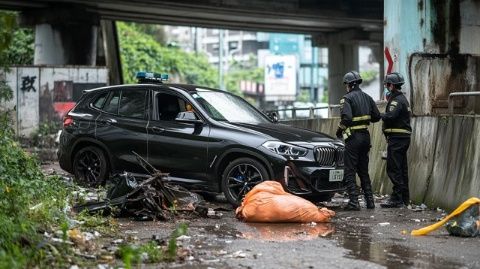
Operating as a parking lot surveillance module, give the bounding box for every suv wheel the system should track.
[73,146,108,187]
[221,157,269,206]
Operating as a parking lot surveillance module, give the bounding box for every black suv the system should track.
[58,80,345,205]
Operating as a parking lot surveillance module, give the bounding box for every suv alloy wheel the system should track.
[221,157,269,206]
[73,146,109,187]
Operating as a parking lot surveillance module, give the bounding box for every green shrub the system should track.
[0,118,69,268]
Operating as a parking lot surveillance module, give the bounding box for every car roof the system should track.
[83,83,226,95]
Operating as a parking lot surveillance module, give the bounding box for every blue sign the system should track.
[269,33,302,55]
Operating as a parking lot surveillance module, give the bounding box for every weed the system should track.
[76,210,118,235]
[117,223,189,267]
[166,223,188,261]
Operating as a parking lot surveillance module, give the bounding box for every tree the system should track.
[0,11,35,104]
[0,11,34,67]
[224,55,263,96]
[117,22,218,88]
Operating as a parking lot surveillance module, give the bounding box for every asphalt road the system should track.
[118,195,479,269]
[42,163,478,269]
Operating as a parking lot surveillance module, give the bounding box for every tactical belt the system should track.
[384,128,411,134]
[342,124,368,140]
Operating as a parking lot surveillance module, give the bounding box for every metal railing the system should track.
[448,91,480,114]
[267,101,387,120]
[267,105,342,120]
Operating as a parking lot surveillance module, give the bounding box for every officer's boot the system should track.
[380,193,404,208]
[363,186,375,209]
[402,191,410,206]
[365,194,375,209]
[344,195,361,211]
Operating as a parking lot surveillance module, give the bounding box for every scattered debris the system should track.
[232,250,247,258]
[74,153,211,221]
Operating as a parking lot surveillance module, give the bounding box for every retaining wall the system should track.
[285,115,480,211]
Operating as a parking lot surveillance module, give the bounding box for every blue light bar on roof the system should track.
[135,71,168,83]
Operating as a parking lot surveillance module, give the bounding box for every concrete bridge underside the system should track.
[0,0,384,102]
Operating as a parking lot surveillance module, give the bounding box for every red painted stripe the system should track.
[384,47,393,74]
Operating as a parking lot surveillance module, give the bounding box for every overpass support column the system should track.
[20,7,99,66]
[371,44,384,99]
[328,41,359,105]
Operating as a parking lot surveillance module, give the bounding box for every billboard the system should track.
[264,55,297,101]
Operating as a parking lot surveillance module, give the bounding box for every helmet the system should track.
[343,71,363,85]
[384,72,405,86]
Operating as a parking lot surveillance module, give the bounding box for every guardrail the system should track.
[268,101,387,120]
[266,105,342,120]
[448,91,480,114]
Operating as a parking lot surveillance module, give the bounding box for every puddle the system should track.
[333,224,465,269]
[238,221,464,268]
[240,223,335,242]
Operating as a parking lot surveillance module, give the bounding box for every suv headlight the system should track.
[262,141,308,157]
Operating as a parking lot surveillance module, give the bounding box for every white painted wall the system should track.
[1,66,108,136]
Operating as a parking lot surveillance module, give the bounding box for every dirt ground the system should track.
[42,162,480,269]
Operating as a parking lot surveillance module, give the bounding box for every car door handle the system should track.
[99,118,117,125]
[150,126,165,133]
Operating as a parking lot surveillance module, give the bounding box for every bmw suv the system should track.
[58,74,345,205]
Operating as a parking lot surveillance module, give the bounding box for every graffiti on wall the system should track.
[21,76,37,92]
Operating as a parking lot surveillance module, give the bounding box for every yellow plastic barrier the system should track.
[411,197,480,236]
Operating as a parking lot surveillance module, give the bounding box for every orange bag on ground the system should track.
[235,181,335,223]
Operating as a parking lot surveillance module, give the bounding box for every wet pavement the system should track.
[41,163,479,268]
[116,196,479,269]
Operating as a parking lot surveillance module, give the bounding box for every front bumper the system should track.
[282,161,345,196]
[258,144,345,197]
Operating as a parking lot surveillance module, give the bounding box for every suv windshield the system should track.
[192,89,270,123]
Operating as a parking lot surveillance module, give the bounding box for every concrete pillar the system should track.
[328,42,359,105]
[101,20,123,85]
[371,44,384,99]
[21,6,99,66]
[34,24,98,66]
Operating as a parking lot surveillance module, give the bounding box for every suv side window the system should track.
[156,92,189,121]
[119,90,146,119]
[103,91,120,114]
[93,92,108,109]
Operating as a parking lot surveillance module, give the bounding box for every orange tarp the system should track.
[235,181,335,223]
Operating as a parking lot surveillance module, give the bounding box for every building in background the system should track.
[164,26,380,106]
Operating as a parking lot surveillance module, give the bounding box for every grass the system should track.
[118,223,189,268]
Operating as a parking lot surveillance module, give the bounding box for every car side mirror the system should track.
[267,112,279,123]
[175,111,202,124]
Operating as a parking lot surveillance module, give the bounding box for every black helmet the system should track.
[343,71,362,85]
[384,72,405,86]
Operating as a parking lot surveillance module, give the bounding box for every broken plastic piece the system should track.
[411,197,480,236]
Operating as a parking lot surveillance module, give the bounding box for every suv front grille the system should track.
[315,146,344,166]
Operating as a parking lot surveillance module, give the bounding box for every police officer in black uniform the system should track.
[380,72,412,208]
[336,71,381,210]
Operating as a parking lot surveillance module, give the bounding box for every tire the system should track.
[309,193,335,203]
[73,146,109,187]
[221,157,269,207]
